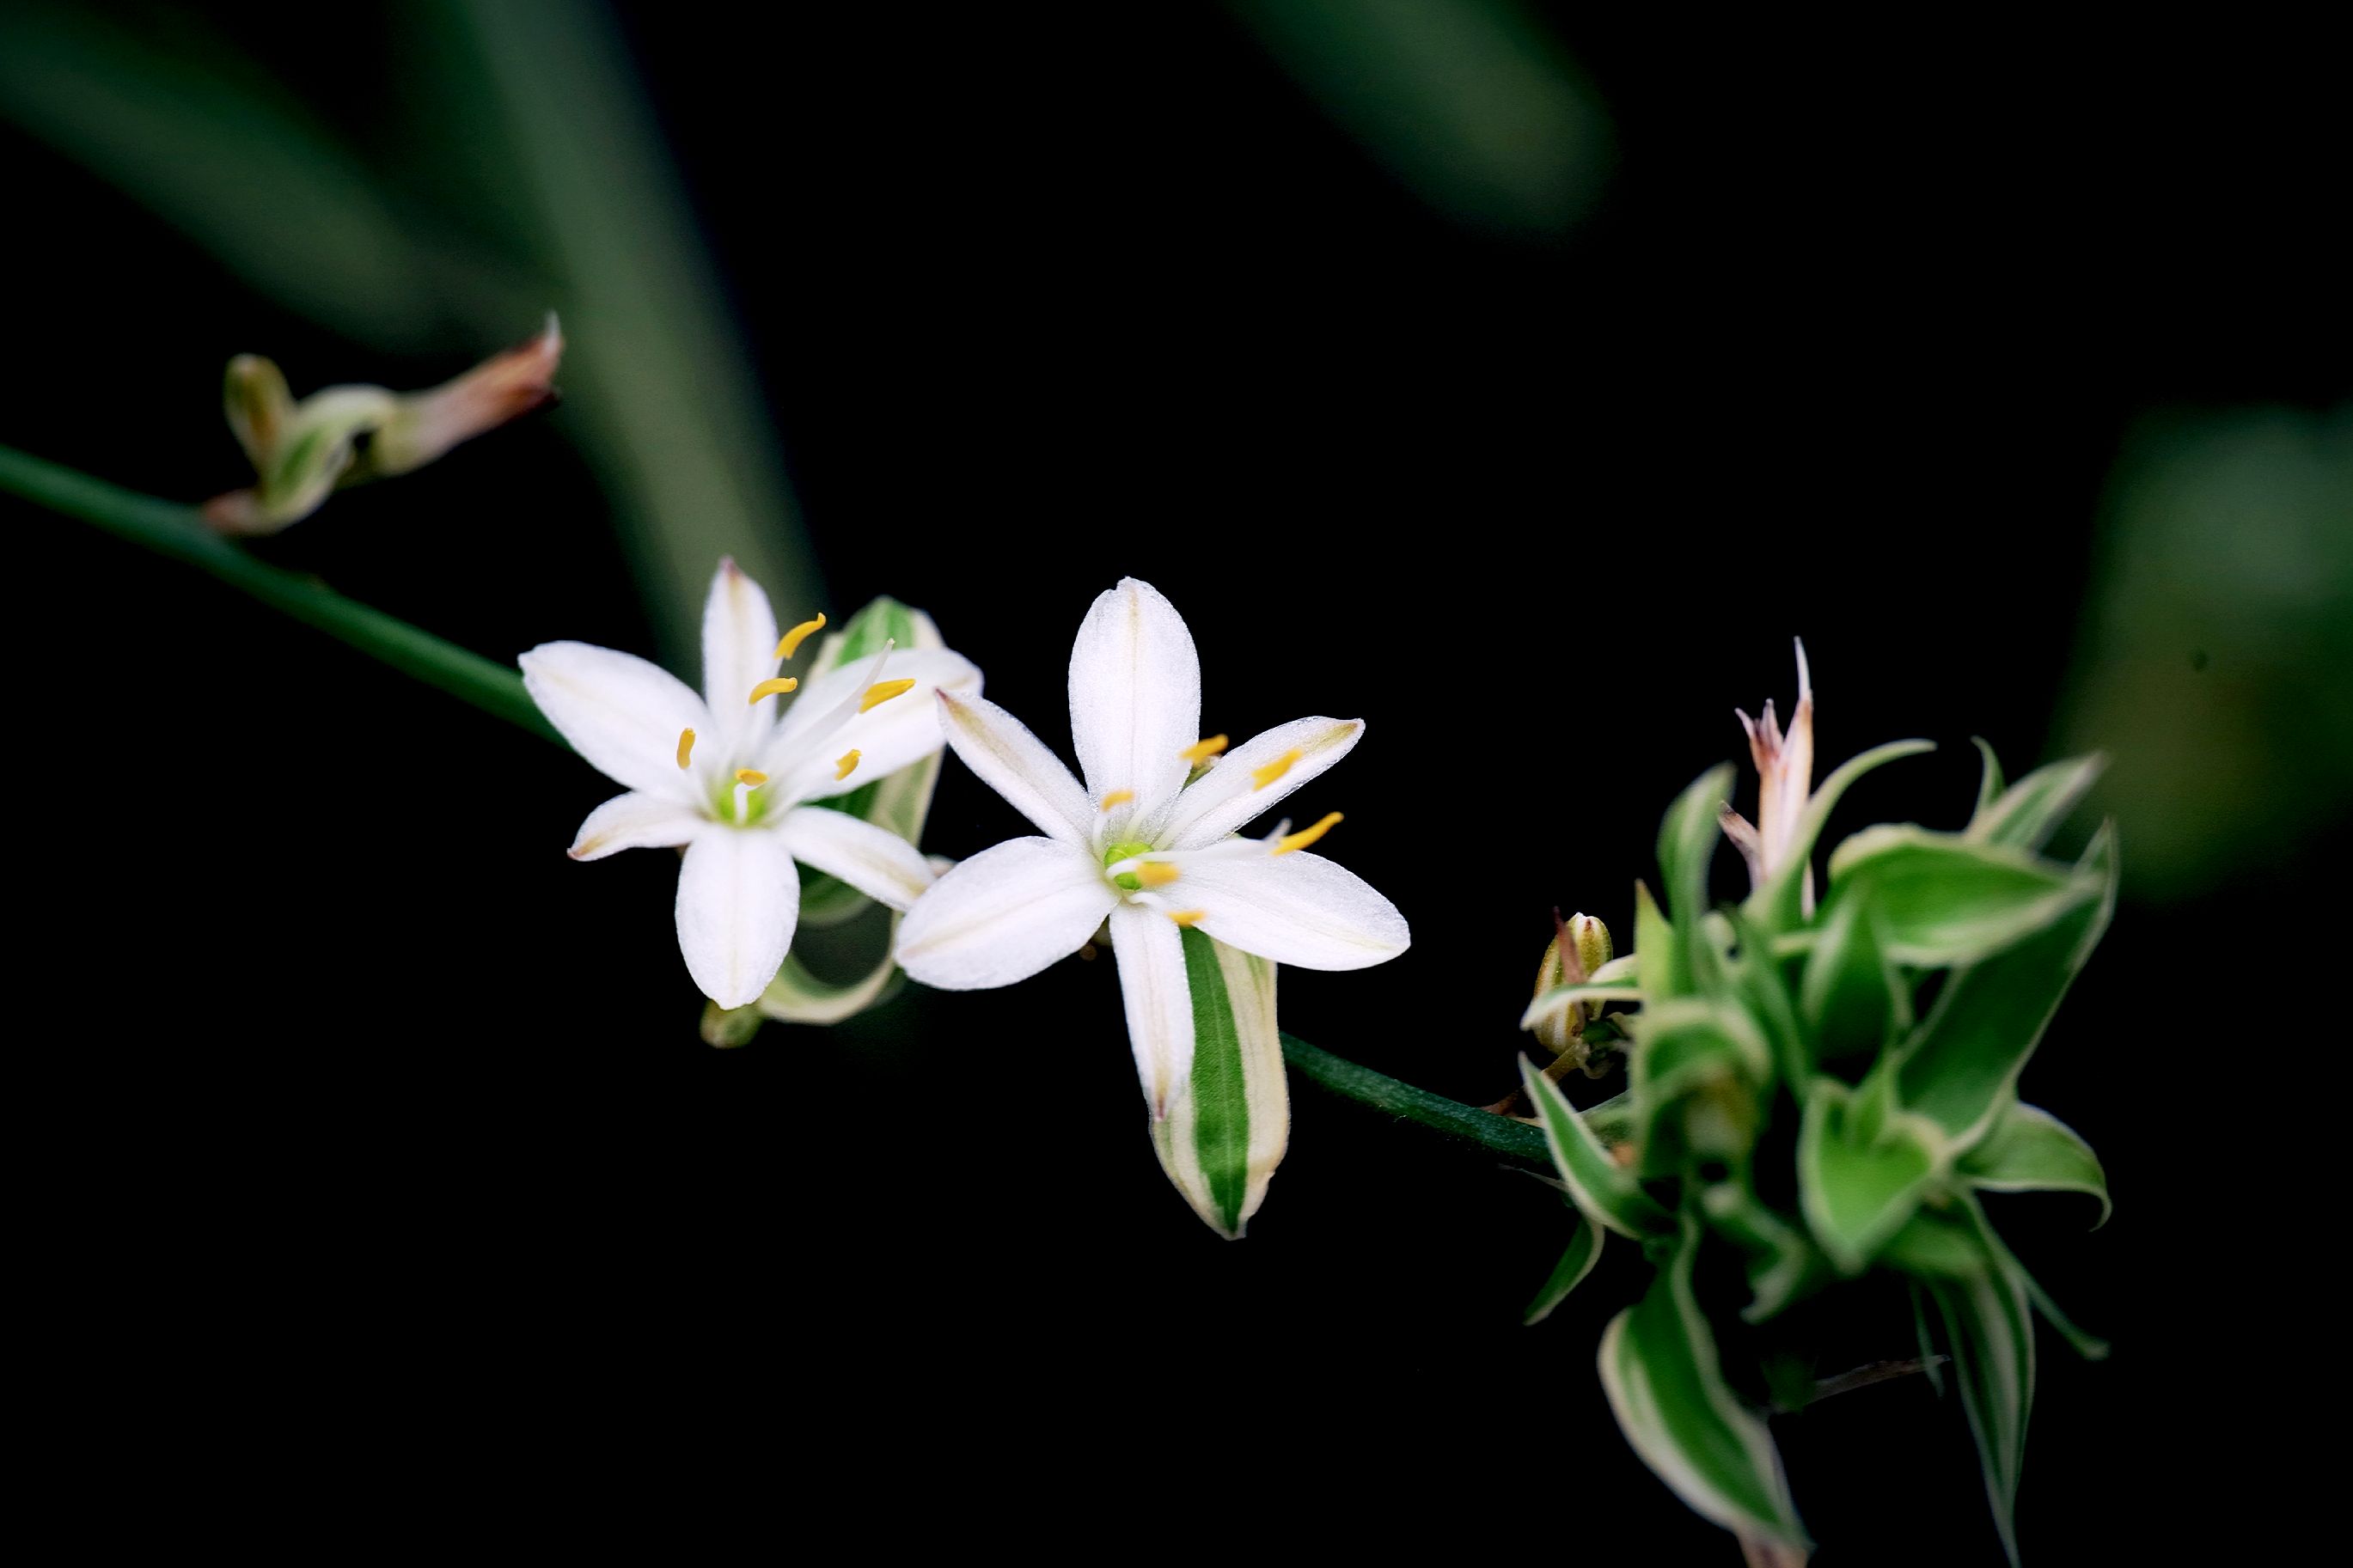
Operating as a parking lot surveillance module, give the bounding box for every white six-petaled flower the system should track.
[895,577,1409,1126]
[522,561,980,1008]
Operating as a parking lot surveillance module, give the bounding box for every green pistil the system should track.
[1103,839,1154,892]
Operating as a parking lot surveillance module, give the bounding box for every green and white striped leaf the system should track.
[1969,753,2106,855]
[1799,889,1911,1063]
[1825,826,2100,968]
[757,917,909,1025]
[1797,1077,1945,1275]
[798,596,950,928]
[1960,1102,2112,1229]
[1152,933,1287,1240]
[1897,821,2118,1149]
[1597,1217,1808,1555]
[1523,1202,1604,1326]
[1747,739,1936,931]
[1911,1208,2038,1567]
[1520,1056,1672,1240]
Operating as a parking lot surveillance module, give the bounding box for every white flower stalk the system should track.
[522,561,981,1008]
[1723,638,1818,915]
[895,577,1409,1236]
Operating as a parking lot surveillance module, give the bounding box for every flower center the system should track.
[1102,839,1158,892]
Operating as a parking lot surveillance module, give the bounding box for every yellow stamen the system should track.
[1250,748,1303,791]
[749,676,798,704]
[675,727,696,769]
[1135,861,1181,888]
[1179,735,1229,765]
[1273,811,1344,856]
[1168,908,1207,927]
[860,678,917,712]
[773,613,827,661]
[735,769,768,787]
[1099,789,1136,812]
[834,749,861,781]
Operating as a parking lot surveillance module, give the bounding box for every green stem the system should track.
[0,444,557,742]
[6,442,1547,1168]
[1282,1033,1551,1167]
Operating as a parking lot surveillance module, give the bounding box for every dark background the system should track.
[10,5,2344,1556]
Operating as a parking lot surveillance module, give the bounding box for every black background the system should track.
[10,5,2344,1557]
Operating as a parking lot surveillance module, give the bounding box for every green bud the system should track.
[700,999,766,1049]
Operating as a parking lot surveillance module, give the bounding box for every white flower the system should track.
[522,561,981,1007]
[895,577,1409,1124]
[1722,638,1817,913]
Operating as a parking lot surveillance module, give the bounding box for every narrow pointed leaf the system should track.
[1898,821,2118,1147]
[1520,1057,1672,1239]
[1970,753,2107,854]
[1960,1102,2112,1229]
[1597,1217,1807,1553]
[1970,736,2007,821]
[1632,878,1683,1002]
[1701,1177,1823,1323]
[1659,762,1735,935]
[1725,908,1809,1089]
[1922,1235,2036,1566]
[1523,1205,1603,1325]
[1749,739,1935,930]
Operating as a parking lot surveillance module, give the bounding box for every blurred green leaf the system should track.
[1960,1102,2110,1229]
[1596,1217,1807,1553]
[1523,1202,1602,1326]
[1800,888,1910,1062]
[427,0,816,658]
[1968,753,2106,855]
[1699,1174,1820,1323]
[1626,998,1770,1179]
[1227,0,1612,235]
[0,5,459,347]
[1797,1077,1942,1275]
[1826,826,2098,967]
[2060,405,2353,900]
[1896,821,2118,1147]
[1918,1223,2036,1567]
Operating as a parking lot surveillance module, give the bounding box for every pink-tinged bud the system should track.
[372,314,565,476]
[201,316,563,536]
[1731,638,1818,912]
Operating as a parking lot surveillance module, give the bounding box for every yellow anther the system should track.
[735,769,768,787]
[773,613,827,661]
[1135,861,1181,888]
[1250,748,1303,791]
[834,749,861,781]
[1179,735,1229,765]
[1099,789,1136,812]
[1273,811,1344,856]
[860,678,917,712]
[675,727,696,769]
[1168,908,1207,927]
[749,676,799,704]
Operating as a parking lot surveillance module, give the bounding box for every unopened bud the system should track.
[202,314,563,536]
[700,998,766,1049]
[1531,910,1615,1059]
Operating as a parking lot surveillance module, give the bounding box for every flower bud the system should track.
[202,315,562,536]
[1531,911,1614,1058]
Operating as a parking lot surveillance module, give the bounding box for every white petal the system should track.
[932,690,1095,845]
[1158,849,1409,971]
[775,806,936,912]
[767,649,981,801]
[675,827,802,1008]
[895,836,1113,990]
[1067,577,1201,821]
[1109,901,1194,1120]
[521,640,708,801]
[567,791,702,861]
[700,558,782,753]
[1153,716,1365,850]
